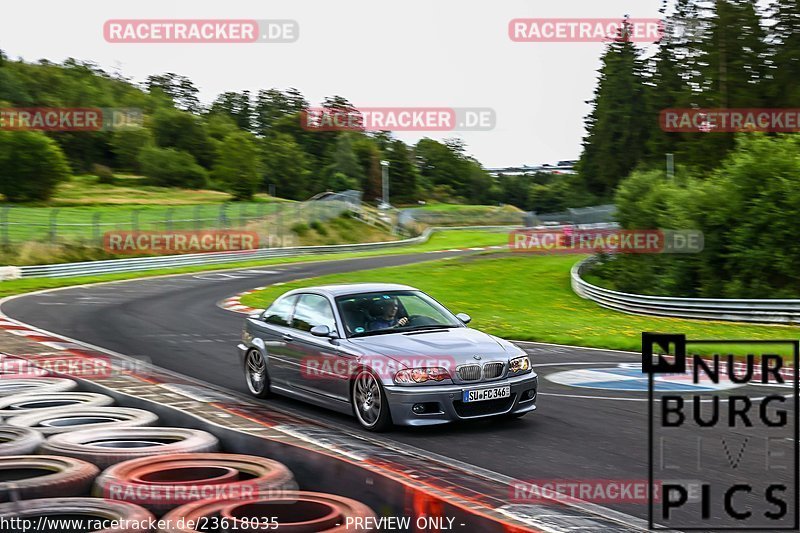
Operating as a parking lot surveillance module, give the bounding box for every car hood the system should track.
[348,327,514,366]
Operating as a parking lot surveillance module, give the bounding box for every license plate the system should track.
[462,385,510,403]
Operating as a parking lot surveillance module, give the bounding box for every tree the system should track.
[414,138,490,202]
[210,91,252,131]
[138,146,208,188]
[352,136,383,201]
[145,73,201,113]
[212,132,261,200]
[577,18,649,197]
[386,140,419,203]
[150,108,214,167]
[766,0,800,107]
[415,138,467,193]
[0,130,70,201]
[323,134,366,191]
[110,127,153,171]
[642,0,696,163]
[253,88,307,136]
[261,133,311,200]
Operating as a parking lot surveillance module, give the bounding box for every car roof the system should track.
[288,283,418,298]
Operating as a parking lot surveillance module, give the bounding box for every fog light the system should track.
[412,403,425,414]
[522,389,536,401]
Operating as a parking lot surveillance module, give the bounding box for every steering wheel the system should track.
[405,314,439,327]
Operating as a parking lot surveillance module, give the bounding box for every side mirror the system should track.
[456,313,471,324]
[310,325,338,338]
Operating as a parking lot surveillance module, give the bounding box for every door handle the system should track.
[282,334,294,343]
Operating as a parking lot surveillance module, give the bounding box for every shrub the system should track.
[138,146,208,188]
[309,220,328,236]
[92,163,115,184]
[291,222,309,236]
[0,130,70,201]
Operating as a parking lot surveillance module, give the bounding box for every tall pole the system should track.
[666,153,674,179]
[380,160,390,207]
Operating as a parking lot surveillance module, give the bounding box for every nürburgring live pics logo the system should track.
[643,333,799,530]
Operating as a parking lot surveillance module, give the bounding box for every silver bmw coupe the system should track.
[238,283,538,431]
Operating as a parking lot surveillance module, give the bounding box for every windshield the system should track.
[335,290,461,337]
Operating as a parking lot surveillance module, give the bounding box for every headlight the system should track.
[394,367,451,384]
[509,355,530,373]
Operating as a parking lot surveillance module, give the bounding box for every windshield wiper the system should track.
[349,329,396,338]
[401,325,457,333]
[350,324,456,338]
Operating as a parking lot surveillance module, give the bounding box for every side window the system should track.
[263,295,298,327]
[292,294,336,333]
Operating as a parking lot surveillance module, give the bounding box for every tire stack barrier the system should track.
[0,392,115,417]
[94,453,296,515]
[0,377,77,398]
[40,427,220,468]
[0,366,378,531]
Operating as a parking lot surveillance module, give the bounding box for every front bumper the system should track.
[383,372,538,426]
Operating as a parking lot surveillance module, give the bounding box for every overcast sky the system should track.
[2,0,663,167]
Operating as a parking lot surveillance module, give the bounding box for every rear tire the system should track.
[352,369,392,432]
[244,349,271,399]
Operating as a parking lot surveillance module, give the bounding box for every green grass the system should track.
[37,174,284,207]
[240,253,800,356]
[404,203,525,227]
[0,230,509,299]
[0,174,290,244]
[414,203,522,214]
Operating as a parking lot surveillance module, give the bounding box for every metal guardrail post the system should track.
[1,206,9,247]
[194,205,202,231]
[165,208,174,232]
[219,204,228,229]
[93,212,102,245]
[277,203,283,247]
[49,209,59,244]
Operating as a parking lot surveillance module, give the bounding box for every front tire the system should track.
[352,370,392,432]
[244,349,271,399]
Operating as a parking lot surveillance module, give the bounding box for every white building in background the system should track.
[486,160,577,177]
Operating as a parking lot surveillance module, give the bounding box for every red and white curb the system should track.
[214,245,509,314]
[218,288,265,315]
[0,316,126,374]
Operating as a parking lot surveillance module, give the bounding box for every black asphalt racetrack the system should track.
[3,251,797,526]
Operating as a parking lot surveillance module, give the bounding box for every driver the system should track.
[367,297,409,331]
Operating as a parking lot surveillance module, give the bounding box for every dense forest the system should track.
[0,50,584,212]
[583,0,800,298]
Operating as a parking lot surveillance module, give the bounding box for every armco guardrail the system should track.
[14,226,514,279]
[572,257,800,324]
